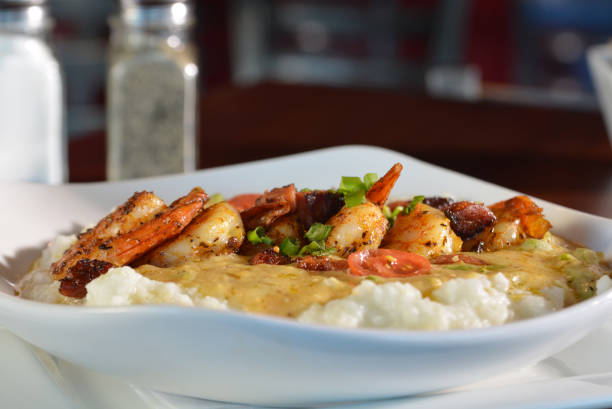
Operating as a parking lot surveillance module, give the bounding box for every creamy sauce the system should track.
[18,232,610,330]
[133,234,599,317]
[136,255,357,317]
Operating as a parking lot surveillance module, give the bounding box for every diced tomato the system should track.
[227,193,261,212]
[347,249,431,278]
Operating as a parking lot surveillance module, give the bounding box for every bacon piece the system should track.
[59,259,113,298]
[423,196,455,210]
[387,196,454,212]
[443,201,496,240]
[296,256,349,271]
[227,193,261,212]
[430,254,488,265]
[240,185,297,230]
[295,190,344,230]
[249,248,291,265]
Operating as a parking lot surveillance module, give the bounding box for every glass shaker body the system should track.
[0,2,66,184]
[107,3,198,180]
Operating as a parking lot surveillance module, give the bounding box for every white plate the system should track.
[4,321,612,409]
[1,145,612,407]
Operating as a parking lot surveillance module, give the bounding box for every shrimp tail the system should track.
[366,163,403,207]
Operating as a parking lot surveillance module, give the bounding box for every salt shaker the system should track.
[107,0,198,180]
[0,0,66,184]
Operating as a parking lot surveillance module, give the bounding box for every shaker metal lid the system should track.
[0,0,46,7]
[118,0,192,27]
[0,0,50,33]
[120,0,188,6]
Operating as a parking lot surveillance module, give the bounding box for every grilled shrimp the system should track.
[53,188,208,298]
[381,202,462,258]
[463,195,552,252]
[325,163,402,257]
[266,214,303,246]
[144,201,245,267]
[325,201,389,257]
[51,191,167,280]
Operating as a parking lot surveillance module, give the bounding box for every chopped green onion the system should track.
[403,195,424,215]
[520,239,539,251]
[298,241,323,256]
[337,173,380,208]
[383,205,405,227]
[204,193,225,209]
[343,191,365,208]
[483,264,506,271]
[298,241,336,256]
[280,237,300,256]
[443,263,475,271]
[573,248,600,264]
[300,188,312,193]
[247,226,274,246]
[382,205,392,219]
[363,173,379,190]
[338,176,364,193]
[304,223,333,243]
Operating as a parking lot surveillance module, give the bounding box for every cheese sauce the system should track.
[131,234,605,317]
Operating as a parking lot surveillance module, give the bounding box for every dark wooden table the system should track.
[69,82,612,218]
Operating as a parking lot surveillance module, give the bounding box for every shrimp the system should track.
[325,201,389,257]
[144,201,245,268]
[463,195,552,252]
[366,163,402,206]
[266,214,303,246]
[51,191,167,280]
[381,202,462,258]
[325,164,402,257]
[54,188,208,298]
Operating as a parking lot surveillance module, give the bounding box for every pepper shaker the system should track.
[107,0,198,180]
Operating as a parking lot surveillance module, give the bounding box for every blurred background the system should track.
[2,0,612,216]
[54,0,612,144]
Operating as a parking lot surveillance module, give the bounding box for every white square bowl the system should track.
[1,146,611,406]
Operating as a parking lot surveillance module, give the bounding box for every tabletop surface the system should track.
[69,82,612,219]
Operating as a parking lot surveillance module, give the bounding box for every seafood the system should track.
[51,191,166,280]
[365,163,402,206]
[381,202,463,258]
[265,214,303,246]
[324,164,402,257]
[464,195,552,252]
[144,201,245,268]
[325,201,389,257]
[53,188,207,297]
